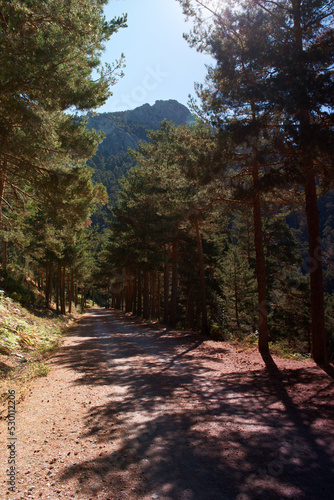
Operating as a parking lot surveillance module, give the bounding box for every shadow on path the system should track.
[55,309,334,500]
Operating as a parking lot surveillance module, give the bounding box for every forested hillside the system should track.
[87,100,193,218]
[1,3,333,499]
[93,0,334,366]
[0,0,333,369]
[0,0,126,314]
[99,121,334,365]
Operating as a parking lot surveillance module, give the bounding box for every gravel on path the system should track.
[1,307,333,500]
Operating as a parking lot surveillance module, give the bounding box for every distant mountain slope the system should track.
[87,100,193,224]
[87,99,193,157]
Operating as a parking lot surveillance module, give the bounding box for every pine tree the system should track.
[178,0,334,364]
[15,163,107,309]
[178,1,280,353]
[0,0,126,220]
[261,0,334,365]
[130,121,220,332]
[218,245,257,334]
[103,121,220,331]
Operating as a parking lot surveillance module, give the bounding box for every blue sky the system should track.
[98,0,214,113]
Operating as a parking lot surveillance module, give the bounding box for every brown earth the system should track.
[0,307,334,500]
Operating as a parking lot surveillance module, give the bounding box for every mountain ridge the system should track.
[87,99,193,158]
[87,99,193,221]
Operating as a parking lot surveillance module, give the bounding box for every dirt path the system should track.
[1,308,334,500]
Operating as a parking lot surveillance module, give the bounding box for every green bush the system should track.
[3,273,35,306]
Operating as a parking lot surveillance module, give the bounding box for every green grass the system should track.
[31,362,51,377]
[268,340,311,361]
[211,327,311,361]
[0,293,77,409]
[0,295,63,356]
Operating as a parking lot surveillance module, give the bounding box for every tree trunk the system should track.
[186,286,195,330]
[137,271,142,316]
[82,286,87,309]
[46,261,53,309]
[305,173,327,365]
[151,272,157,319]
[56,263,60,314]
[163,245,170,324]
[121,272,125,311]
[291,0,327,366]
[2,239,7,270]
[0,160,8,272]
[125,273,132,313]
[157,273,161,321]
[143,270,150,319]
[133,274,137,314]
[252,164,269,354]
[233,251,240,332]
[59,265,63,313]
[0,158,8,223]
[74,281,78,307]
[169,239,178,327]
[60,264,66,315]
[68,269,73,313]
[194,218,209,334]
[39,267,44,290]
[115,289,121,309]
[45,266,49,308]
[63,265,67,314]
[38,267,43,290]
[106,285,110,309]
[70,269,74,311]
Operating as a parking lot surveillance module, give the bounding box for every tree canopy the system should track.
[177,0,334,364]
[0,0,126,219]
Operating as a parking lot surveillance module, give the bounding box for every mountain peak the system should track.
[87,99,193,157]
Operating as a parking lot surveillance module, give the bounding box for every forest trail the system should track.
[1,308,334,500]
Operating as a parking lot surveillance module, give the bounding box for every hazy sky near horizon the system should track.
[98,0,214,113]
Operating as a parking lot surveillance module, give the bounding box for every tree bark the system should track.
[82,286,87,309]
[105,285,109,309]
[0,158,8,223]
[45,261,53,309]
[151,272,157,319]
[169,239,178,327]
[121,271,125,311]
[70,269,74,311]
[194,218,209,334]
[60,264,66,314]
[305,173,327,365]
[233,251,240,332]
[163,245,170,324]
[0,159,9,271]
[74,280,78,307]
[186,286,195,330]
[143,270,150,319]
[133,274,137,314]
[291,0,327,365]
[2,240,7,270]
[40,267,44,290]
[252,164,269,354]
[157,273,161,321]
[68,269,73,313]
[137,271,142,316]
[125,273,132,313]
[56,263,61,314]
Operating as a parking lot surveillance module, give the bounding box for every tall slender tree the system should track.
[0,0,126,220]
[257,0,334,364]
[178,1,279,353]
[177,0,334,364]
